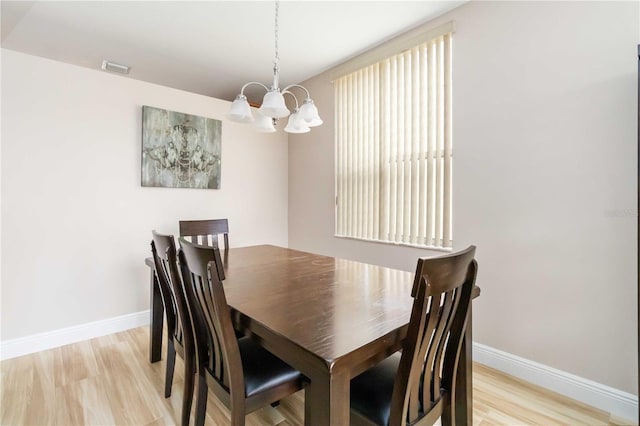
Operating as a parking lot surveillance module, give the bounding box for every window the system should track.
[335,29,452,250]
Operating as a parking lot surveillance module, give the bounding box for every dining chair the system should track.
[177,237,305,426]
[350,246,478,426]
[179,218,229,250]
[150,231,196,426]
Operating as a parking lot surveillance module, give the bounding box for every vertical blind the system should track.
[335,32,452,249]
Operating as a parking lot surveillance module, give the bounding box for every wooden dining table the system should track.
[145,244,480,425]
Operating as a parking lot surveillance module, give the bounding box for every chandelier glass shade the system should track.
[253,111,277,132]
[227,1,322,133]
[228,95,253,123]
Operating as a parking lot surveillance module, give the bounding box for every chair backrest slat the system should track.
[428,291,457,400]
[151,231,193,348]
[192,272,224,381]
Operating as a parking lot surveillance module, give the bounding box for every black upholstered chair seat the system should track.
[350,352,402,426]
[204,336,302,398]
[238,336,302,397]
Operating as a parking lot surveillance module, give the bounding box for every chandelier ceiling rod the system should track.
[272,0,280,90]
[227,1,323,134]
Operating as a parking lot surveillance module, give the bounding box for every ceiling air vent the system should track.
[101,60,130,74]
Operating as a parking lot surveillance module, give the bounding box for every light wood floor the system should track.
[0,326,633,425]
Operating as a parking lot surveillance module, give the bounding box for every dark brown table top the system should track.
[221,244,415,369]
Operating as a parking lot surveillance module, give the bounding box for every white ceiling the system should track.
[1,1,465,104]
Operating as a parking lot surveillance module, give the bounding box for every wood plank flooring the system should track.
[0,326,633,425]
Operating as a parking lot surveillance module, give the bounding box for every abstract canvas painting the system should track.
[141,106,222,189]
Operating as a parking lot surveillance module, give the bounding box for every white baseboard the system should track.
[473,342,639,423]
[0,310,150,361]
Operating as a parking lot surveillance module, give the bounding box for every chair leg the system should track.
[194,373,208,426]
[230,403,245,426]
[441,395,454,426]
[164,341,176,398]
[181,355,196,426]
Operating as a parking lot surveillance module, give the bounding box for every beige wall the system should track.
[1,49,289,340]
[289,1,638,395]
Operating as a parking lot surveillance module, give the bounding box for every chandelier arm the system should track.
[281,90,300,110]
[282,84,311,99]
[240,81,270,95]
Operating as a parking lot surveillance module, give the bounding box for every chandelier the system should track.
[227,1,322,133]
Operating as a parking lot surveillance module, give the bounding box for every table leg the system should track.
[149,267,163,363]
[304,370,350,426]
[455,301,473,425]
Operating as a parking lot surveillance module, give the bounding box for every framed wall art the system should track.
[141,106,222,189]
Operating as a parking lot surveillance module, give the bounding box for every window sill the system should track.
[334,234,452,253]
